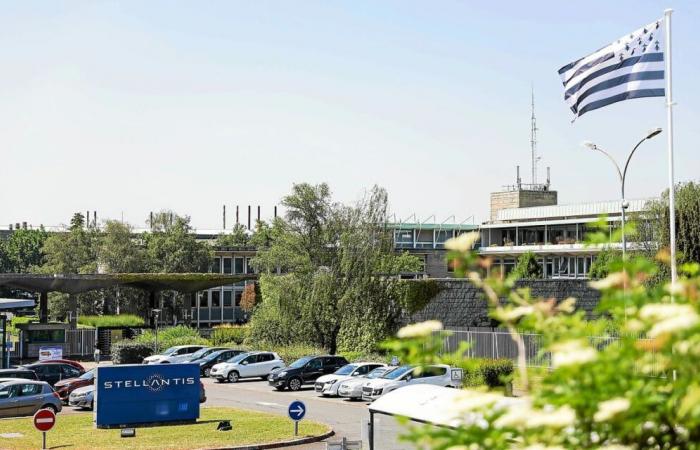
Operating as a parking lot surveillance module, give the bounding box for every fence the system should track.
[9,328,98,361]
[440,327,662,376]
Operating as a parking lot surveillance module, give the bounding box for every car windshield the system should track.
[187,348,211,360]
[382,365,413,380]
[334,364,358,376]
[289,357,313,369]
[367,367,390,379]
[226,353,249,364]
[162,347,179,356]
[79,369,95,380]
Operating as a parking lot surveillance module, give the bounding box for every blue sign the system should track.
[95,363,200,428]
[288,400,306,421]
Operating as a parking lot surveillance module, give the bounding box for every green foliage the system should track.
[338,350,391,364]
[210,325,250,345]
[144,211,212,273]
[259,343,326,365]
[111,340,154,364]
[391,231,700,449]
[7,316,37,335]
[133,325,208,353]
[249,183,423,354]
[77,314,145,328]
[215,224,250,248]
[588,247,620,279]
[398,279,441,314]
[510,251,542,280]
[98,221,147,273]
[0,228,48,273]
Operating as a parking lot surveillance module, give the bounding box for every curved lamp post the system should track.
[582,128,663,259]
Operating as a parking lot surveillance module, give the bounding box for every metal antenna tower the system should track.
[530,85,540,185]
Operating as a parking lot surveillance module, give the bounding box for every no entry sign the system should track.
[33,408,56,432]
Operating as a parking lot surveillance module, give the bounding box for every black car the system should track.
[183,347,229,363]
[21,362,83,386]
[268,355,349,391]
[194,349,245,377]
[0,369,39,381]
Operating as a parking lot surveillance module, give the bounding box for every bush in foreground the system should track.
[111,340,154,364]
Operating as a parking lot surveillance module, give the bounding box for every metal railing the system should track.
[440,328,662,376]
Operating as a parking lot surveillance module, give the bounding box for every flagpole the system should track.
[664,9,677,290]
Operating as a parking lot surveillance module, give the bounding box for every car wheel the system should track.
[287,377,302,391]
[41,404,58,414]
[227,371,240,383]
[260,376,268,381]
[274,386,285,391]
[216,378,225,383]
[203,368,211,377]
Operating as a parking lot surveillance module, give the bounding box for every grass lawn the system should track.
[0,407,330,449]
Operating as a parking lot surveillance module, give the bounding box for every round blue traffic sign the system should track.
[288,400,306,421]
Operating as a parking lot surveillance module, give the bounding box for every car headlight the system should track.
[373,388,383,395]
[277,371,287,377]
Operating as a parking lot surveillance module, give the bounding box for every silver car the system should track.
[68,385,94,410]
[0,379,62,417]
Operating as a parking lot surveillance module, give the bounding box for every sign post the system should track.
[33,408,56,450]
[287,400,306,436]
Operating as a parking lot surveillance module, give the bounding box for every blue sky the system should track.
[1,1,698,229]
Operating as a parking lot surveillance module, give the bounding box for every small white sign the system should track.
[38,347,63,361]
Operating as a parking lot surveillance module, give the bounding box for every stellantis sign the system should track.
[95,364,200,428]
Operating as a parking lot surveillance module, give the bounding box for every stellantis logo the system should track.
[103,373,195,392]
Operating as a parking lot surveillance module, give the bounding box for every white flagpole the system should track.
[664,9,678,290]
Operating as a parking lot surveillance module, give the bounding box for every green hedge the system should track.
[461,358,514,388]
[210,325,250,345]
[78,314,145,328]
[111,340,154,364]
[133,325,209,353]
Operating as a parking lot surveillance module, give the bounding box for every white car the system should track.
[210,351,285,383]
[361,364,463,402]
[69,385,95,410]
[337,366,397,400]
[314,362,386,396]
[143,345,207,364]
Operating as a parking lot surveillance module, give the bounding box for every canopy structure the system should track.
[0,273,257,324]
[0,298,35,311]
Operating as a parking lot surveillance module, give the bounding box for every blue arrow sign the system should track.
[287,400,306,421]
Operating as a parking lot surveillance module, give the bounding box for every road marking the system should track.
[256,401,282,407]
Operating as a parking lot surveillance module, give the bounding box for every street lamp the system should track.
[582,128,663,259]
[151,309,161,353]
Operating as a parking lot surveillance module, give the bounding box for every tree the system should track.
[97,220,148,315]
[249,183,422,353]
[511,251,542,280]
[0,228,48,273]
[215,223,250,248]
[239,283,257,312]
[588,247,620,279]
[144,211,212,273]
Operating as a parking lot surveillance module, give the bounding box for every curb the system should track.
[207,429,335,450]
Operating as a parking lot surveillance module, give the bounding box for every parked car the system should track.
[35,359,85,372]
[53,369,95,403]
[314,362,386,396]
[337,366,397,400]
[22,362,84,386]
[142,345,207,364]
[361,364,463,402]
[183,347,228,363]
[68,384,94,410]
[194,349,246,377]
[211,351,285,383]
[0,369,39,381]
[0,379,62,417]
[268,355,349,391]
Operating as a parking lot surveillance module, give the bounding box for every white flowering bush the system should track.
[388,231,700,449]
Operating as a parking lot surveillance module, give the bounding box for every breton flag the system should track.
[558,19,665,119]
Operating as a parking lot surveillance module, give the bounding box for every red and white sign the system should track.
[33,409,56,432]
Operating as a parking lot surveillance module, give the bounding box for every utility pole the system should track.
[530,85,539,185]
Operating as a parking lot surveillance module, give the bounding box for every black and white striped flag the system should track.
[558,19,665,119]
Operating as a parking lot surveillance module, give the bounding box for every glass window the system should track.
[20,384,42,396]
[0,384,19,399]
[234,257,244,274]
[223,258,232,274]
[211,257,221,273]
[307,359,323,370]
[212,291,221,307]
[199,292,209,308]
[223,291,232,307]
[234,291,242,307]
[62,366,81,378]
[27,329,65,343]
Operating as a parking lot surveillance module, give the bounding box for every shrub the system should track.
[111,340,154,364]
[78,314,145,328]
[338,350,391,364]
[211,325,250,345]
[133,325,209,353]
[440,357,514,388]
[240,283,258,312]
[254,343,326,365]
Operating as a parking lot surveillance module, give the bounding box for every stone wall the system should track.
[406,278,601,327]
